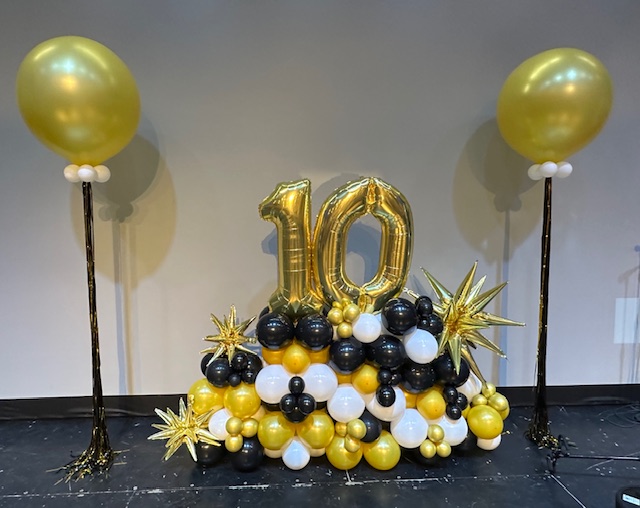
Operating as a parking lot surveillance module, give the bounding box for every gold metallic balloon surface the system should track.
[297,411,335,449]
[362,431,401,471]
[417,388,446,420]
[187,378,225,415]
[258,413,296,450]
[497,48,613,162]
[467,405,504,440]
[224,383,262,419]
[326,435,362,470]
[259,179,323,319]
[16,36,140,165]
[314,177,413,311]
[282,342,311,374]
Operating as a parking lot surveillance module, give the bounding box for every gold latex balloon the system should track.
[362,431,401,471]
[417,388,446,420]
[257,413,295,450]
[225,434,244,453]
[297,411,335,449]
[351,364,379,394]
[308,347,330,364]
[420,439,437,459]
[427,424,445,444]
[347,419,367,440]
[497,48,613,163]
[282,342,311,374]
[326,435,363,470]
[261,347,284,365]
[223,383,262,419]
[313,177,413,311]
[259,179,323,319]
[344,434,361,453]
[187,378,225,415]
[241,418,259,438]
[16,36,140,165]
[488,393,509,413]
[226,417,244,436]
[467,405,504,440]
[436,440,452,458]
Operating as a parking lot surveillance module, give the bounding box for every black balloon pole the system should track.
[525,177,560,449]
[56,182,116,481]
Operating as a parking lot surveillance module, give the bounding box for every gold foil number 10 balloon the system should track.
[259,177,413,317]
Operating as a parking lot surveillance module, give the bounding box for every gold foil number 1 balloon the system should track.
[260,177,413,317]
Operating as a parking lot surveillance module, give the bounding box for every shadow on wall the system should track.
[69,118,177,394]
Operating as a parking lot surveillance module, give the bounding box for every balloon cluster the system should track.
[173,294,511,472]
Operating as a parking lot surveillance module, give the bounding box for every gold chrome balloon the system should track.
[16,36,140,165]
[224,383,262,419]
[351,364,379,394]
[497,48,613,162]
[241,418,259,438]
[282,342,311,374]
[417,388,446,420]
[326,435,362,470]
[313,177,413,311]
[467,405,504,440]
[420,439,437,459]
[225,435,243,453]
[187,378,225,415]
[257,413,296,450]
[297,411,335,449]
[362,431,401,471]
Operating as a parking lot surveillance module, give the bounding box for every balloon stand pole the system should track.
[54,182,116,481]
[526,177,560,450]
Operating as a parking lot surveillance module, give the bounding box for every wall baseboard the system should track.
[1,384,638,421]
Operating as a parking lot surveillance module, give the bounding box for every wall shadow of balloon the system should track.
[453,119,540,261]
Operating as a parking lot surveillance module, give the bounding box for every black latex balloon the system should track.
[377,368,393,385]
[376,385,396,407]
[456,392,468,410]
[433,353,470,387]
[359,409,382,443]
[443,385,459,404]
[256,312,294,350]
[284,408,306,423]
[228,373,242,387]
[280,393,297,414]
[295,314,333,351]
[400,360,436,393]
[417,314,443,336]
[245,353,263,373]
[446,405,462,420]
[371,335,407,369]
[231,436,264,472]
[390,371,403,386]
[206,358,230,388]
[231,352,248,371]
[414,296,434,318]
[297,393,317,415]
[381,298,418,335]
[289,376,305,395]
[195,441,225,467]
[241,369,258,384]
[259,306,270,318]
[329,337,366,374]
[200,353,214,376]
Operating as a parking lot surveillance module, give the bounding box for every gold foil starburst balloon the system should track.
[422,263,524,381]
[148,398,219,461]
[201,305,257,365]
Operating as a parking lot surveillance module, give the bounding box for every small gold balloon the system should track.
[226,416,244,436]
[472,394,488,406]
[417,388,446,420]
[352,364,379,394]
[467,405,504,440]
[347,419,367,440]
[241,418,259,438]
[336,372,353,384]
[332,301,344,309]
[335,422,348,437]
[337,322,353,339]
[257,413,296,450]
[488,393,509,412]
[327,308,344,325]
[482,383,496,398]
[187,378,225,415]
[224,383,262,420]
[308,347,330,364]
[326,436,363,470]
[420,439,437,459]
[282,342,311,374]
[499,406,510,420]
[261,347,284,365]
[343,304,360,322]
[344,434,361,453]
[297,411,335,449]
[461,405,470,419]
[225,434,243,453]
[436,440,452,458]
[403,389,417,409]
[363,431,401,471]
[497,48,613,162]
[427,424,445,443]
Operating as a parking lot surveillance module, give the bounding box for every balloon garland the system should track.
[151,177,523,471]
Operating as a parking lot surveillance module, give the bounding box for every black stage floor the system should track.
[1,405,639,507]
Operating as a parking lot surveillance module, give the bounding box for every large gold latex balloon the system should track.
[314,177,413,311]
[187,378,225,415]
[223,383,262,419]
[497,48,612,163]
[326,435,363,470]
[257,413,296,450]
[467,405,504,440]
[362,431,401,471]
[16,36,140,165]
[297,411,335,449]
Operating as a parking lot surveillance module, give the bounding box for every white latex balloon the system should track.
[439,415,468,447]
[366,387,406,422]
[527,164,543,180]
[351,313,382,344]
[477,434,502,451]
[78,164,97,182]
[255,364,290,404]
[327,384,366,423]
[282,438,311,470]
[264,447,284,459]
[539,161,558,177]
[556,161,573,178]
[390,408,428,449]
[208,408,232,440]
[63,164,80,183]
[458,372,483,401]
[403,328,438,364]
[302,363,338,402]
[94,164,111,183]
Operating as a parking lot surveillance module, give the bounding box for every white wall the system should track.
[1,1,639,398]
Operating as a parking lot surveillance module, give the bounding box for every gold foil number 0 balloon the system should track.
[260,177,413,315]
